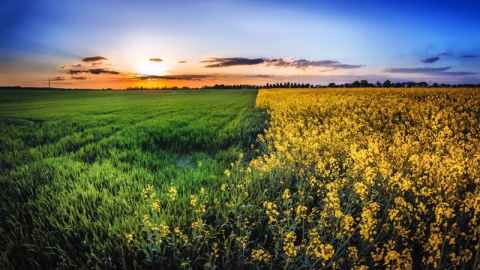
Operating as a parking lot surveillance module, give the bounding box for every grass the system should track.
[0,89,264,269]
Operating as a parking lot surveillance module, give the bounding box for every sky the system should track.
[1,0,479,89]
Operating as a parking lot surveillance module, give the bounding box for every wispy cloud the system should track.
[384,66,475,76]
[201,56,364,70]
[246,74,276,78]
[51,76,66,81]
[384,67,452,73]
[72,76,88,80]
[149,58,163,62]
[178,61,187,64]
[135,74,215,81]
[462,54,478,58]
[82,56,108,62]
[438,52,453,56]
[421,57,440,63]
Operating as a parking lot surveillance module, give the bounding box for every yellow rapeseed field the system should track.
[251,88,480,269]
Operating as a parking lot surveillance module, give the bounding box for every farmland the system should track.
[1,88,479,269]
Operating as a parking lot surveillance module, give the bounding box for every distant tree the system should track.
[352,81,361,87]
[418,82,428,87]
[328,82,337,88]
[383,80,392,88]
[360,80,369,87]
[376,81,382,87]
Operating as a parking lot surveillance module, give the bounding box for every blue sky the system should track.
[1,0,479,88]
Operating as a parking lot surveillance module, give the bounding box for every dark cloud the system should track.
[202,56,364,70]
[178,61,187,63]
[384,66,475,76]
[421,57,440,63]
[68,70,84,75]
[68,68,120,75]
[136,74,214,81]
[462,54,478,58]
[82,56,108,62]
[438,52,453,56]
[51,76,65,81]
[58,63,81,70]
[202,57,266,68]
[72,76,87,80]
[149,58,163,62]
[89,68,119,75]
[442,71,477,76]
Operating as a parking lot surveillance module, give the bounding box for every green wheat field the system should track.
[0,89,265,269]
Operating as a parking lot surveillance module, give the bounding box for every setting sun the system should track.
[137,59,167,76]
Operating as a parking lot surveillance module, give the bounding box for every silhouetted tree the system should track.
[360,80,369,87]
[383,80,392,88]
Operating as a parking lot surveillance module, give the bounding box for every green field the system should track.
[0,89,265,269]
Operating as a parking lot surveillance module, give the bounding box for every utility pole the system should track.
[48,79,51,88]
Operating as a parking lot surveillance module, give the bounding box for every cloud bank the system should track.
[201,57,364,70]
[384,66,475,76]
[149,58,163,62]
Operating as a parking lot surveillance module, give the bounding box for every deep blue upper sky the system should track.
[1,0,479,88]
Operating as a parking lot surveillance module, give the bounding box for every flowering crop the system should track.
[250,88,480,269]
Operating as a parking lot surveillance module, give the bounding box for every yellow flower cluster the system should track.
[125,232,134,244]
[264,201,279,224]
[283,230,298,258]
[282,188,291,200]
[251,249,271,262]
[167,186,177,201]
[306,228,335,262]
[142,184,153,199]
